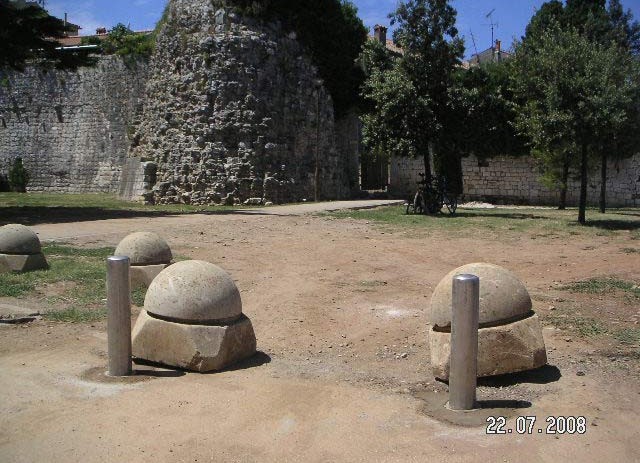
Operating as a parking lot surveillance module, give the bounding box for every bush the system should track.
[8,157,30,192]
[81,24,155,58]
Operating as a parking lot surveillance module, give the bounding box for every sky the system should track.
[45,0,640,58]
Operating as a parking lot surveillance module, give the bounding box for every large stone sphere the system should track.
[429,263,532,329]
[0,224,42,255]
[115,232,172,266]
[145,260,242,323]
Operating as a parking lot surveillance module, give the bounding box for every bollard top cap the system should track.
[453,273,480,283]
[0,224,41,255]
[429,263,532,329]
[108,255,130,263]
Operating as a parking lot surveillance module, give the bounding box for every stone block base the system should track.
[130,264,168,289]
[132,310,257,372]
[429,313,547,380]
[0,256,10,274]
[0,253,48,273]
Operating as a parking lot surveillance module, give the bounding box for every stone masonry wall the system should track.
[126,0,350,205]
[389,153,640,207]
[0,57,148,192]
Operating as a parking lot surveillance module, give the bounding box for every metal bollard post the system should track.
[107,256,132,376]
[449,274,480,410]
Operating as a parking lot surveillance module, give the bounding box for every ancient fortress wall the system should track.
[125,0,353,205]
[390,154,640,207]
[0,0,636,207]
[0,57,148,192]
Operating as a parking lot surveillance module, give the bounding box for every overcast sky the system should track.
[45,0,640,58]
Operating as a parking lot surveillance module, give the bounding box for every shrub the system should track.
[8,157,29,192]
[82,24,155,58]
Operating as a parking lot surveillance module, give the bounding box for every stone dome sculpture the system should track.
[0,224,42,255]
[132,260,256,372]
[0,224,48,273]
[115,232,173,289]
[428,263,547,380]
[429,262,532,329]
[145,260,242,323]
[115,232,172,266]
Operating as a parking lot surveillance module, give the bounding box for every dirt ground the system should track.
[1,201,639,462]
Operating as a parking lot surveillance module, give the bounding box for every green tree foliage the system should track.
[81,24,155,58]
[8,157,30,192]
[522,0,640,212]
[0,0,95,71]
[442,61,528,186]
[233,0,368,118]
[360,0,464,185]
[511,24,640,224]
[607,0,640,54]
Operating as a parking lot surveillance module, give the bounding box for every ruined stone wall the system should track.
[389,153,640,207]
[0,57,148,192]
[126,0,350,205]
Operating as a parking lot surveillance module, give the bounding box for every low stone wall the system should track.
[389,154,640,207]
[0,56,148,193]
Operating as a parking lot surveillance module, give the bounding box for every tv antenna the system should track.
[484,8,498,49]
[470,29,479,62]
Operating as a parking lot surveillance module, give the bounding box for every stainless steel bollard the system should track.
[449,274,480,410]
[107,256,132,376]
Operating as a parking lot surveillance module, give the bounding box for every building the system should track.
[370,24,402,55]
[464,40,512,68]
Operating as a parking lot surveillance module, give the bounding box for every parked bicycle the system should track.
[405,173,458,215]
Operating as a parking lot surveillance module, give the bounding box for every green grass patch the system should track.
[621,247,639,254]
[358,280,388,287]
[614,328,640,345]
[545,315,608,338]
[44,307,107,323]
[0,244,113,322]
[131,286,146,307]
[0,244,187,322]
[0,244,160,323]
[560,277,640,298]
[324,205,639,238]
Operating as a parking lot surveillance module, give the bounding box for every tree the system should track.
[92,24,155,57]
[607,0,640,54]
[0,0,95,70]
[511,24,639,224]
[523,0,640,212]
[360,0,463,183]
[440,60,529,193]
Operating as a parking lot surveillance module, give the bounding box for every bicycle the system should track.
[405,173,458,215]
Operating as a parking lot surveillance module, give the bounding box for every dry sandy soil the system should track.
[1,201,639,462]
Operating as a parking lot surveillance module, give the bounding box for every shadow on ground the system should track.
[422,210,640,231]
[0,206,296,226]
[131,351,272,376]
[478,365,562,387]
[581,219,640,231]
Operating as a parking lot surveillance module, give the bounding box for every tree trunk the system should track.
[559,156,569,210]
[578,141,588,225]
[599,151,607,214]
[423,150,432,180]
